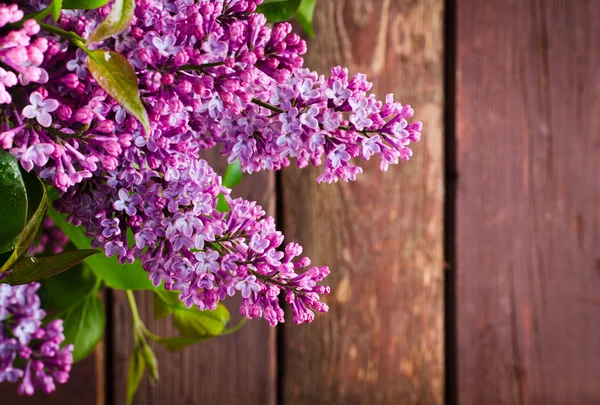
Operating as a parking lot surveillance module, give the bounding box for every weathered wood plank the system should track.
[111,150,276,405]
[456,1,600,404]
[281,1,445,404]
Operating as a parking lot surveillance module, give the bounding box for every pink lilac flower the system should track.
[0,4,47,103]
[0,0,422,326]
[56,157,330,326]
[0,283,73,395]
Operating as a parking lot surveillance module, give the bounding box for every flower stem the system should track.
[125,289,143,328]
[251,98,284,114]
[179,62,226,71]
[38,22,88,52]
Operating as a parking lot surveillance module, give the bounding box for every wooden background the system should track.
[4,0,600,403]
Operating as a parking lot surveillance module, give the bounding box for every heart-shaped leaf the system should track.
[1,249,99,285]
[62,0,110,9]
[58,291,105,362]
[87,0,135,44]
[0,150,27,254]
[47,207,155,290]
[0,173,48,272]
[257,0,302,22]
[87,50,150,135]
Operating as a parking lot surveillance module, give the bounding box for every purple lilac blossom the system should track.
[0,0,422,325]
[56,157,330,326]
[0,283,73,395]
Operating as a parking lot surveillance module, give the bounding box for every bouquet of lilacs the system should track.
[0,0,421,401]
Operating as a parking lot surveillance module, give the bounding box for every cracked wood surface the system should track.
[456,1,600,404]
[281,1,445,404]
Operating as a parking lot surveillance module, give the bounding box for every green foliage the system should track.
[257,0,302,23]
[44,265,106,363]
[256,0,318,36]
[216,160,243,212]
[126,347,146,405]
[296,0,318,37]
[40,264,97,310]
[1,250,99,285]
[47,206,155,290]
[62,0,110,9]
[0,150,28,253]
[87,0,135,44]
[58,289,105,362]
[50,0,63,21]
[152,290,232,351]
[0,173,48,272]
[86,50,150,135]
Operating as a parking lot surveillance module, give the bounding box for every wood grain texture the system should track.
[281,1,444,404]
[456,1,600,404]
[111,149,276,405]
[1,340,104,405]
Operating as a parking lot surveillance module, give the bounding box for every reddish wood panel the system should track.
[456,1,600,404]
[111,149,276,405]
[281,1,445,404]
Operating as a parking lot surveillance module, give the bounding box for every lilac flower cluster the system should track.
[0,0,421,326]
[0,283,73,395]
[0,4,48,104]
[217,67,422,182]
[57,157,330,325]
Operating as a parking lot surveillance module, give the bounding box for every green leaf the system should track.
[126,348,145,405]
[216,160,243,213]
[58,291,105,362]
[0,173,48,272]
[62,0,110,9]
[153,288,184,308]
[39,263,97,311]
[295,0,317,37]
[222,160,243,188]
[172,304,230,337]
[0,150,27,254]
[1,249,99,285]
[152,293,173,319]
[256,0,302,22]
[47,207,155,290]
[87,0,135,44]
[153,289,230,337]
[86,50,150,135]
[50,0,63,21]
[156,318,247,352]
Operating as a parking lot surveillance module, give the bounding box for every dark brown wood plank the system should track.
[1,337,104,405]
[456,1,600,404]
[111,150,276,405]
[281,1,445,404]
